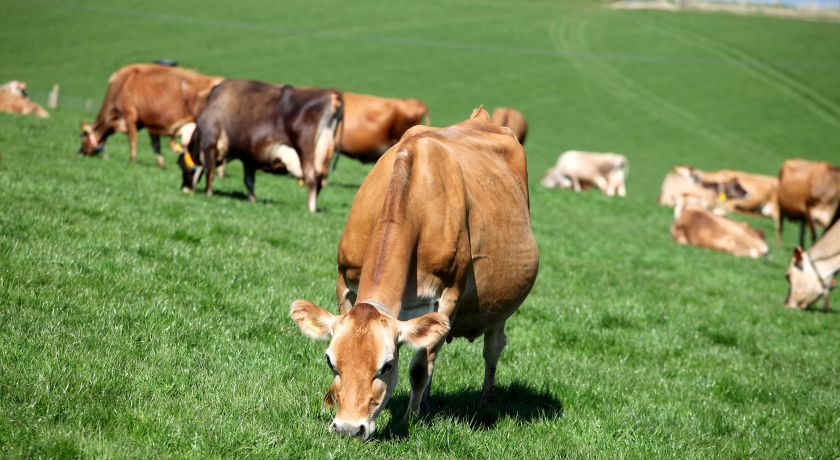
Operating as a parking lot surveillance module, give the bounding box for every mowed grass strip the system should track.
[1,0,839,457]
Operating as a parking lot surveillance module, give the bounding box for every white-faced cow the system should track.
[289,108,539,439]
[78,63,223,168]
[542,150,628,197]
[334,92,429,164]
[489,107,527,145]
[784,222,840,311]
[182,80,343,212]
[775,158,840,248]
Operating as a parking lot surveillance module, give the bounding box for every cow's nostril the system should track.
[357,425,366,437]
[329,422,338,432]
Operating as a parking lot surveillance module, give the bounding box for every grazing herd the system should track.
[2,60,838,440]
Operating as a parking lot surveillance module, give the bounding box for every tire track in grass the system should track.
[643,18,840,131]
[548,16,767,157]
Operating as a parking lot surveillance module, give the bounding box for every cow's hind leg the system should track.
[150,134,165,168]
[480,322,507,408]
[243,162,256,203]
[127,120,139,164]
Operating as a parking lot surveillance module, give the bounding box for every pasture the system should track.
[2,0,840,457]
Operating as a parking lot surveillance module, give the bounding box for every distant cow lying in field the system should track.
[541,150,628,197]
[78,63,223,168]
[335,92,429,164]
[671,199,769,258]
[0,80,49,118]
[182,80,343,212]
[490,107,527,145]
[659,167,748,215]
[676,166,778,218]
[775,158,840,248]
[784,222,839,311]
[290,107,538,440]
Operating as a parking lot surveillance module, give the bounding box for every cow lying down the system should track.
[659,167,748,216]
[0,80,48,118]
[784,221,840,311]
[541,150,627,197]
[671,199,769,258]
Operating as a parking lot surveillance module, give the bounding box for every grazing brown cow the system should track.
[678,166,778,218]
[490,107,527,145]
[775,158,840,248]
[335,92,429,163]
[290,108,539,439]
[659,167,747,214]
[79,63,223,168]
[182,80,342,212]
[784,222,840,311]
[671,201,769,258]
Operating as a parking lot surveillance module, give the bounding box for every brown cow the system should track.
[182,80,342,212]
[660,167,747,214]
[679,166,779,218]
[289,108,539,439]
[775,158,840,248]
[671,200,769,258]
[335,92,429,163]
[784,222,840,311]
[490,107,527,145]
[78,63,223,168]
[0,91,49,118]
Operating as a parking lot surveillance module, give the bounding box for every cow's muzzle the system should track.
[330,418,374,441]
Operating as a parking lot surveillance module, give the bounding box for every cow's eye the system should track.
[379,360,394,375]
[325,354,336,372]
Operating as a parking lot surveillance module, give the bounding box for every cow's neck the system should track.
[809,225,840,284]
[356,151,416,316]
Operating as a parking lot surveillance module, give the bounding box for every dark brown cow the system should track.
[181,80,343,212]
[775,158,840,248]
[79,63,223,168]
[335,92,429,163]
[490,107,527,145]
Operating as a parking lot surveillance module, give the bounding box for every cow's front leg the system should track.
[127,122,139,163]
[203,146,217,196]
[406,341,443,417]
[150,134,165,168]
[480,322,507,407]
[243,163,256,202]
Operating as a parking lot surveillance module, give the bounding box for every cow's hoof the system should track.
[156,156,165,169]
[247,195,256,203]
[205,191,213,197]
[298,179,305,187]
[181,187,193,194]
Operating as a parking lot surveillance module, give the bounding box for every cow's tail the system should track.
[331,98,346,172]
[316,91,343,175]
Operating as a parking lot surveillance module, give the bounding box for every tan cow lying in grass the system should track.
[676,166,778,218]
[542,150,628,197]
[659,166,748,215]
[0,80,48,118]
[785,222,840,311]
[290,108,539,440]
[671,199,769,258]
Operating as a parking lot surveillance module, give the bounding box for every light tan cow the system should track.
[659,167,748,215]
[542,150,628,197]
[0,80,27,97]
[784,222,840,311]
[671,201,769,258]
[290,108,539,440]
[0,80,49,118]
[775,158,840,248]
[490,107,527,145]
[678,166,778,218]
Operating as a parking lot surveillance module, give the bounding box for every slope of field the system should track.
[1,0,839,457]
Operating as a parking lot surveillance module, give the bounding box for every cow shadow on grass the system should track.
[211,189,280,205]
[379,380,563,440]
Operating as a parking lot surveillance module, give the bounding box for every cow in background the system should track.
[78,63,223,168]
[182,80,342,212]
[671,198,769,258]
[676,166,778,218]
[490,107,527,145]
[335,92,428,164]
[784,222,840,311]
[0,80,49,118]
[775,158,840,248]
[660,166,748,215]
[542,150,628,197]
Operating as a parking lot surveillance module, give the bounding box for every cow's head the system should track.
[674,165,702,183]
[290,300,449,440]
[785,247,827,309]
[78,122,103,155]
[540,168,570,189]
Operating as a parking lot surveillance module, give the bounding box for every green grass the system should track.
[2,0,840,457]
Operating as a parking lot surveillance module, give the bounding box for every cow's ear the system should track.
[398,312,450,349]
[792,246,804,269]
[290,300,337,340]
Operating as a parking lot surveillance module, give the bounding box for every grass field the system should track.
[2,0,840,457]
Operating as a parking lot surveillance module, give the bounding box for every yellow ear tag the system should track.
[719,192,727,203]
[304,319,322,335]
[172,143,183,154]
[183,152,195,169]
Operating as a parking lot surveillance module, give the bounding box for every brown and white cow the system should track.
[676,166,778,218]
[542,150,628,197]
[334,92,429,164]
[490,107,527,145]
[0,80,49,118]
[784,222,839,311]
[182,80,342,212]
[290,108,539,439]
[671,200,770,258]
[775,158,840,248]
[78,63,223,168]
[660,167,748,214]
[0,80,28,97]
